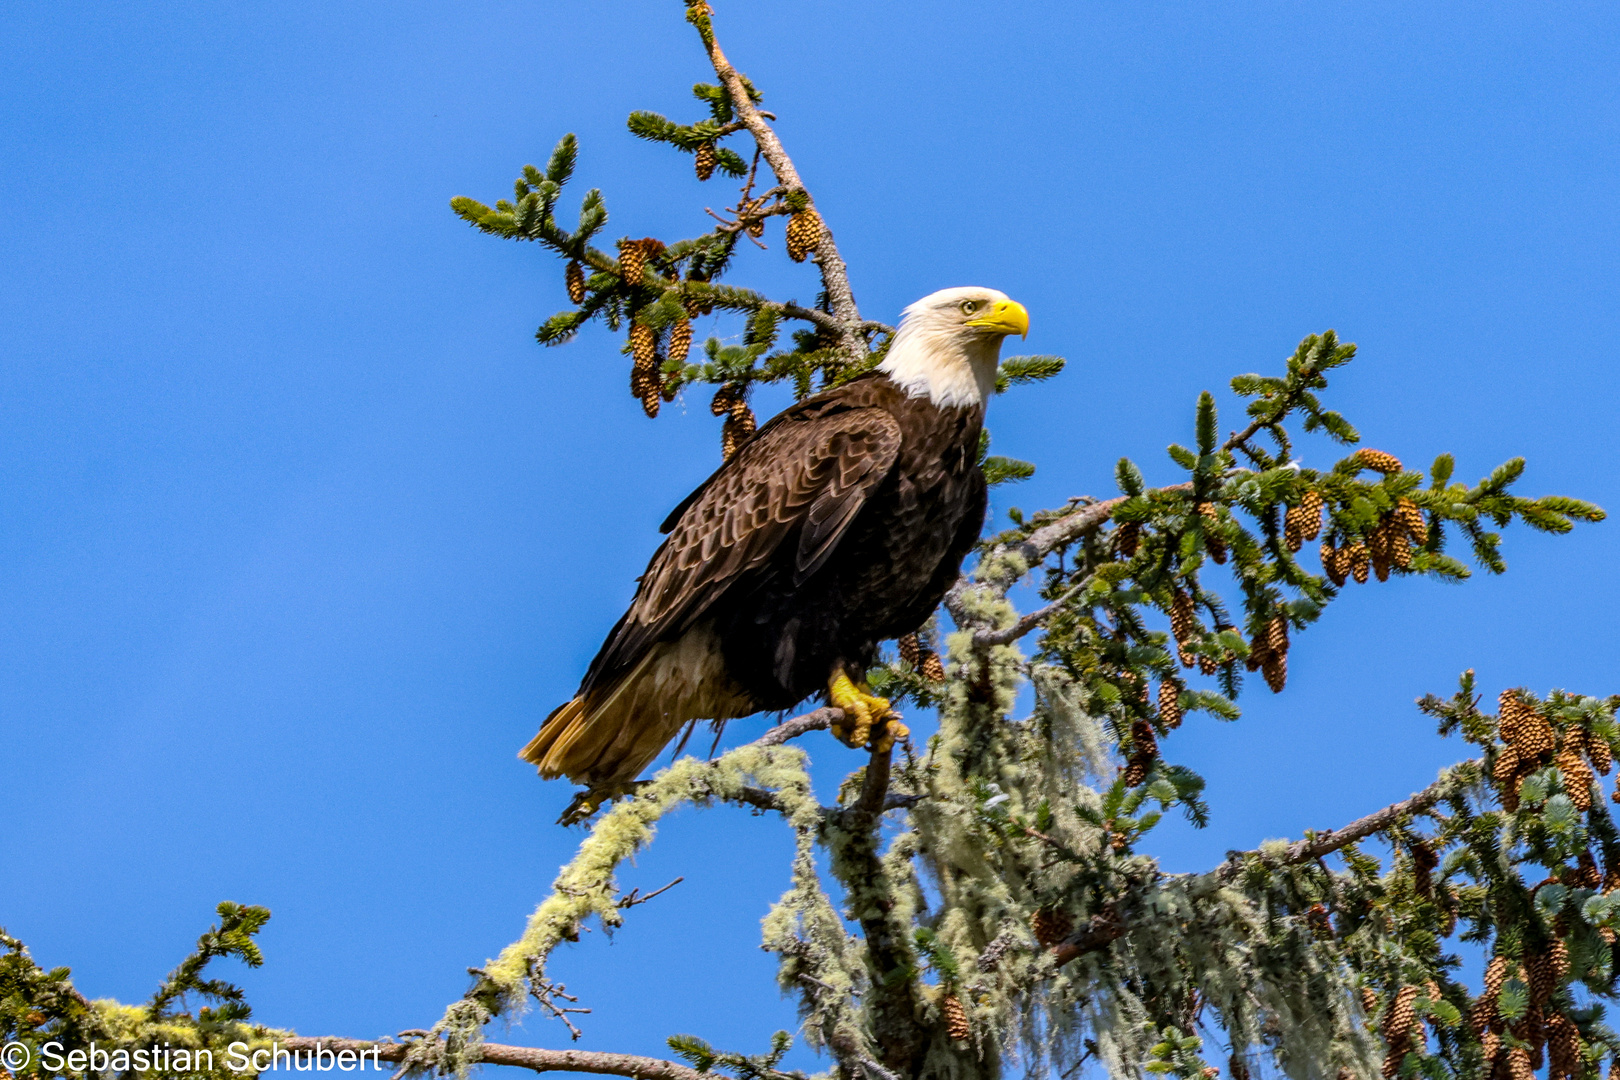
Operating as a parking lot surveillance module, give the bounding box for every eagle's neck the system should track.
[876,324,1002,410]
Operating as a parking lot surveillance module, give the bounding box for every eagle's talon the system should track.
[829,670,901,751]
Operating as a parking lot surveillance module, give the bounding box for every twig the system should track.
[694,9,866,364]
[616,877,685,908]
[1215,762,1472,877]
[528,978,591,1042]
[972,577,1090,648]
[280,1037,709,1080]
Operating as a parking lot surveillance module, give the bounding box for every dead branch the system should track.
[279,1037,709,1080]
[616,877,685,908]
[752,707,841,746]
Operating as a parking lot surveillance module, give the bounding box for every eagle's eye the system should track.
[959,299,981,316]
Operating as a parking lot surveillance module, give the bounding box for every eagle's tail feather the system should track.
[520,651,689,788]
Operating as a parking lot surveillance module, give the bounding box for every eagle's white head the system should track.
[877,286,1030,409]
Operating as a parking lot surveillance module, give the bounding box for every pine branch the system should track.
[752,706,840,746]
[688,4,867,364]
[280,1037,709,1080]
[1214,761,1477,877]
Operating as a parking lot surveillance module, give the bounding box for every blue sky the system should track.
[3,0,1618,1071]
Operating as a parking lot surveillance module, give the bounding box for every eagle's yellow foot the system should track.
[828,671,909,752]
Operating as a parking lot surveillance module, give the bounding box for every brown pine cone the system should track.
[694,141,717,181]
[667,318,693,365]
[1031,906,1075,947]
[1361,987,1380,1015]
[1262,652,1287,693]
[1390,527,1414,570]
[1266,614,1289,657]
[566,260,586,304]
[721,406,757,462]
[1306,902,1334,940]
[1610,1055,1620,1080]
[1519,709,1557,760]
[1473,956,1509,1032]
[1577,850,1602,889]
[1131,718,1158,759]
[618,239,646,286]
[1170,590,1196,667]
[1587,728,1614,775]
[1507,1047,1534,1080]
[785,208,822,262]
[1550,937,1570,982]
[1300,490,1325,540]
[1285,492,1325,552]
[921,652,946,682]
[1411,840,1438,899]
[1369,523,1392,582]
[1396,498,1428,545]
[1116,521,1140,558]
[1122,753,1152,788]
[1348,541,1370,583]
[1158,680,1183,729]
[1557,746,1595,811]
[1499,690,1528,746]
[1322,541,1348,586]
[898,634,922,667]
[1547,1013,1581,1080]
[1198,654,1219,676]
[683,293,712,319]
[1481,1031,1499,1064]
[942,993,970,1041]
[711,382,743,417]
[1383,984,1421,1047]
[1197,502,1227,564]
[640,386,661,418]
[746,216,765,238]
[1526,951,1556,1005]
[1355,448,1404,474]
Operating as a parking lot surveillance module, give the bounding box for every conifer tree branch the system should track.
[690,4,867,364]
[280,1037,708,1080]
[1214,761,1477,877]
[752,706,841,746]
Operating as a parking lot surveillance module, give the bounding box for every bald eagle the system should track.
[522,286,1030,791]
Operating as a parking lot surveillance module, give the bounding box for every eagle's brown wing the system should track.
[580,402,903,692]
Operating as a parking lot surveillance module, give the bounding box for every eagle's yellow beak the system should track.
[965,299,1030,339]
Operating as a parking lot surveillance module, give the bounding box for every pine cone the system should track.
[1411,840,1438,899]
[721,407,757,462]
[1306,902,1335,940]
[1266,614,1289,658]
[1577,850,1602,889]
[1499,690,1528,746]
[1587,728,1614,775]
[566,260,586,304]
[1031,906,1075,947]
[1262,652,1287,693]
[1519,710,1557,760]
[1198,654,1218,676]
[1285,491,1325,552]
[1558,746,1595,811]
[1322,541,1348,586]
[683,293,712,319]
[898,634,922,667]
[711,382,743,417]
[619,239,646,286]
[1473,956,1510,1032]
[1197,502,1227,564]
[942,993,970,1041]
[1550,936,1570,982]
[1396,498,1428,545]
[1170,590,1196,667]
[640,385,661,418]
[1361,987,1380,1015]
[1158,680,1183,730]
[1369,522,1392,582]
[668,318,693,366]
[1355,448,1404,474]
[1508,1047,1534,1080]
[1131,718,1157,759]
[746,216,765,238]
[1547,1013,1581,1080]
[694,141,717,181]
[921,652,946,682]
[1117,521,1140,558]
[1390,527,1414,570]
[1348,541,1370,584]
[1122,753,1152,788]
[1526,951,1556,1005]
[1383,986,1420,1044]
[785,208,822,262]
